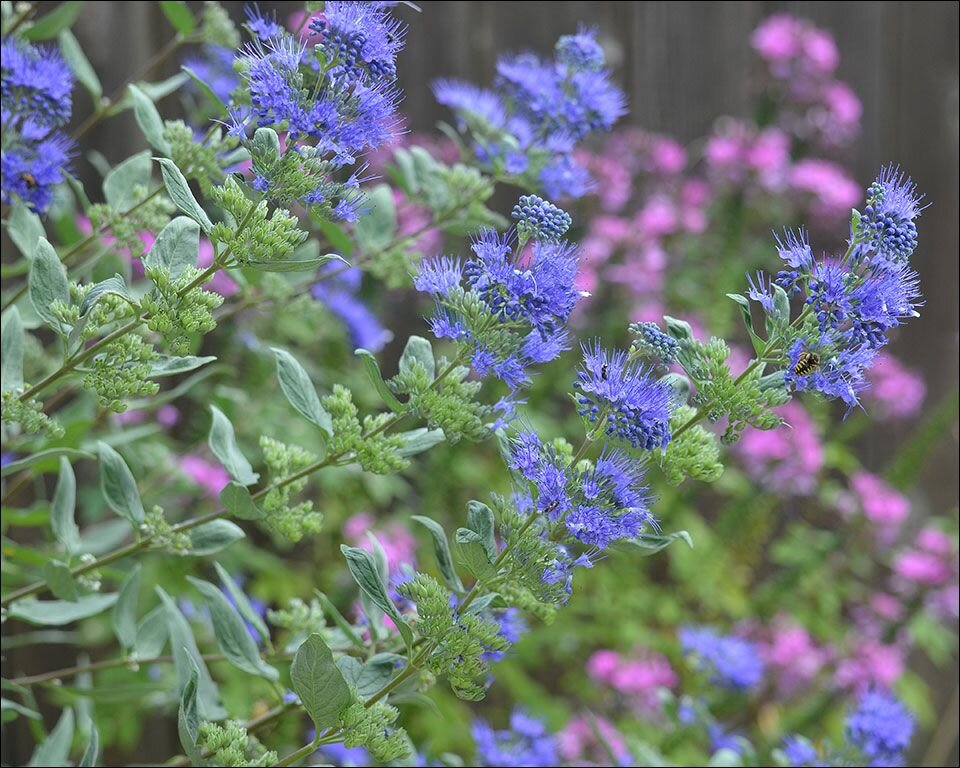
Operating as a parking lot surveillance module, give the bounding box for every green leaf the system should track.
[399,335,435,380]
[1,307,24,393]
[214,562,270,645]
[155,587,225,720]
[145,216,200,278]
[159,0,195,33]
[772,283,791,327]
[79,274,132,315]
[181,65,227,115]
[134,606,168,659]
[1,448,95,478]
[340,545,413,648]
[355,349,404,412]
[462,592,507,615]
[271,347,332,435]
[79,724,100,767]
[336,653,402,699]
[129,84,170,154]
[23,1,84,40]
[663,315,694,342]
[103,151,153,211]
[186,520,245,555]
[659,373,691,403]
[396,428,446,457]
[454,528,497,582]
[187,577,278,679]
[177,659,202,765]
[42,560,78,601]
[59,30,102,102]
[354,183,396,252]
[6,198,45,259]
[156,157,212,232]
[208,405,259,486]
[313,217,354,257]
[29,238,70,332]
[465,501,497,561]
[28,709,74,767]
[314,590,365,650]
[627,530,694,556]
[725,294,764,355]
[112,564,141,651]
[290,634,354,732]
[148,355,216,378]
[245,253,346,272]
[412,516,464,592]
[97,442,144,527]
[9,594,119,626]
[2,698,41,721]
[219,482,263,521]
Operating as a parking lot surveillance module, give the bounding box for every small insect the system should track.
[600,364,609,381]
[793,351,820,376]
[19,172,37,189]
[543,500,558,515]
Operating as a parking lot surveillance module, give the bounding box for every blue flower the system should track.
[184,45,240,105]
[630,321,680,364]
[312,265,391,352]
[805,262,855,332]
[555,26,606,72]
[574,343,676,450]
[679,626,765,690]
[747,270,778,315]
[318,743,372,767]
[512,194,572,243]
[773,229,814,296]
[1,133,73,213]
[784,337,876,412]
[244,5,284,41]
[1,38,74,130]
[310,1,406,82]
[782,735,818,767]
[413,256,462,296]
[845,690,914,766]
[858,165,924,267]
[472,709,558,767]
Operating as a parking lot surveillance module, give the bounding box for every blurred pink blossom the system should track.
[835,639,904,692]
[180,455,231,497]
[557,715,631,766]
[850,471,910,529]
[789,159,861,219]
[735,401,824,495]
[864,352,926,420]
[760,619,830,695]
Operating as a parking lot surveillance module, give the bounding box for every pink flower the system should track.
[636,196,678,238]
[869,592,904,623]
[835,639,904,692]
[586,649,621,683]
[789,159,861,220]
[557,715,630,766]
[802,29,839,74]
[650,138,687,175]
[916,527,953,556]
[735,401,824,495]
[343,513,374,542]
[180,455,231,497]
[761,619,829,695]
[894,551,951,586]
[746,128,790,183]
[156,405,180,428]
[705,134,744,174]
[752,15,800,63]
[850,471,910,528]
[344,515,417,575]
[864,352,926,420]
[197,238,238,297]
[823,81,862,130]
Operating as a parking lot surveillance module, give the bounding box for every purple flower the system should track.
[183,45,239,105]
[244,5,284,41]
[845,690,914,766]
[512,194,572,243]
[472,709,558,767]
[1,133,73,213]
[310,1,406,82]
[680,626,765,691]
[782,735,818,767]
[784,337,876,412]
[773,228,815,295]
[313,265,391,352]
[555,26,606,72]
[859,165,924,266]
[574,343,676,450]
[1,38,74,130]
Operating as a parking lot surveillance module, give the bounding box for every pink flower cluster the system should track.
[894,527,959,621]
[734,401,824,496]
[343,512,417,575]
[864,352,927,420]
[847,471,911,542]
[586,647,677,713]
[179,454,231,498]
[754,617,830,697]
[557,715,631,766]
[751,14,862,147]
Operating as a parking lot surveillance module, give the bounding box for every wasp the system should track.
[793,351,820,376]
[600,364,609,381]
[19,172,37,189]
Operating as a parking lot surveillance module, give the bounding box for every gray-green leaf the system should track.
[208,405,259,486]
[29,238,70,332]
[9,594,118,626]
[465,501,497,561]
[177,658,202,765]
[187,577,278,679]
[156,157,212,232]
[412,516,464,592]
[59,30,102,102]
[42,560,78,601]
[112,564,142,651]
[1,307,25,393]
[148,355,216,378]
[28,709,74,767]
[290,634,353,731]
[186,519,245,555]
[355,349,404,412]
[145,216,200,278]
[129,84,170,154]
[340,545,413,648]
[97,442,144,527]
[214,562,270,645]
[271,347,332,435]
[219,482,263,521]
[399,335,435,381]
[7,199,45,259]
[454,528,497,582]
[103,151,153,211]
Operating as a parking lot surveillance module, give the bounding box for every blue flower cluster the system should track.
[679,626,765,691]
[415,211,580,389]
[845,690,914,766]
[312,264,392,352]
[472,709,558,767]
[761,168,924,411]
[434,28,625,199]
[228,2,405,217]
[630,321,681,365]
[1,38,75,212]
[575,343,676,450]
[512,194,572,243]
